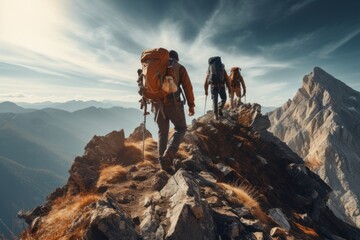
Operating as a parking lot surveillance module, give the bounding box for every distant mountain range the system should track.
[15,100,140,112]
[268,67,360,228]
[0,102,153,236]
[0,156,64,237]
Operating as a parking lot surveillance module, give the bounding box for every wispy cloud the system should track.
[317,28,360,58]
[258,33,315,54]
[0,92,26,98]
[287,0,316,16]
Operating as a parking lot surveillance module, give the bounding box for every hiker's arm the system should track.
[240,75,246,96]
[179,65,195,108]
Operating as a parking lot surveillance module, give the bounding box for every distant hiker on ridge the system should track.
[229,67,246,110]
[204,57,231,120]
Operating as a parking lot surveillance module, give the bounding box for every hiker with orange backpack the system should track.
[204,57,231,120]
[229,67,246,110]
[156,50,195,173]
[138,48,195,174]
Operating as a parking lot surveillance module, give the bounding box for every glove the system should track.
[188,107,195,116]
[242,90,246,97]
[205,90,208,96]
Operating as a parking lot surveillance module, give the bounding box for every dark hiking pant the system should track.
[211,86,227,115]
[155,101,187,157]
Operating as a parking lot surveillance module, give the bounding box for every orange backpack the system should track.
[140,48,176,100]
[229,67,240,87]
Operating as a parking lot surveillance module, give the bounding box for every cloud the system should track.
[316,28,360,58]
[258,33,315,55]
[0,0,295,107]
[287,0,316,16]
[0,92,26,98]
[3,0,358,107]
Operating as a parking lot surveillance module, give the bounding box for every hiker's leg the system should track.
[235,87,241,106]
[230,88,235,110]
[219,86,227,109]
[165,102,187,155]
[156,113,169,157]
[211,86,219,115]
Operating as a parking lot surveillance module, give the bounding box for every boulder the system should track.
[85,196,139,240]
[268,208,290,231]
[160,170,217,239]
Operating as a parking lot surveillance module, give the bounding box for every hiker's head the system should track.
[169,50,179,62]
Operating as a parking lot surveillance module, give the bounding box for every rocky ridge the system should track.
[268,67,360,228]
[19,103,360,239]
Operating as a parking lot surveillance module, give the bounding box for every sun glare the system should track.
[0,0,68,52]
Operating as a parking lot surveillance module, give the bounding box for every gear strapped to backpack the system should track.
[139,48,177,100]
[207,56,224,85]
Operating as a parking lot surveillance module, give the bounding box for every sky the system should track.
[1,0,360,112]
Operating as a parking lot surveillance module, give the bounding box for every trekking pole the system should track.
[142,111,146,161]
[204,95,208,115]
[137,69,148,161]
[139,97,149,161]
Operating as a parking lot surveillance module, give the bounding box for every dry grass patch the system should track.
[24,194,100,240]
[124,138,158,163]
[305,156,322,171]
[219,183,269,223]
[121,141,143,164]
[144,138,158,162]
[293,222,320,238]
[177,143,191,159]
[97,165,128,187]
[137,160,156,168]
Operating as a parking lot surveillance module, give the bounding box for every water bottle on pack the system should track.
[162,61,178,93]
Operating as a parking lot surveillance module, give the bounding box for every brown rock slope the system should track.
[19,103,360,239]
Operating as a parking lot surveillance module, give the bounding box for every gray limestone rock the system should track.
[160,170,217,240]
[85,197,139,240]
[268,67,360,227]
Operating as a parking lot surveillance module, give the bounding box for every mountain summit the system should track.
[19,103,360,239]
[269,67,360,228]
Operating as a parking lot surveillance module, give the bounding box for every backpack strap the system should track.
[154,101,166,121]
[179,87,186,105]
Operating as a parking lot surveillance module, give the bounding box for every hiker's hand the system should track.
[205,91,208,96]
[188,107,195,116]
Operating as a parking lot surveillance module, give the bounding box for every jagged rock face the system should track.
[268,67,360,228]
[20,103,360,239]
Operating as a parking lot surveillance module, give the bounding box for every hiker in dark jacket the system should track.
[154,50,195,173]
[204,63,231,120]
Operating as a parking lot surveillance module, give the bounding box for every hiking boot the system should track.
[159,157,175,175]
[214,113,219,120]
[159,149,176,174]
[173,158,185,171]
